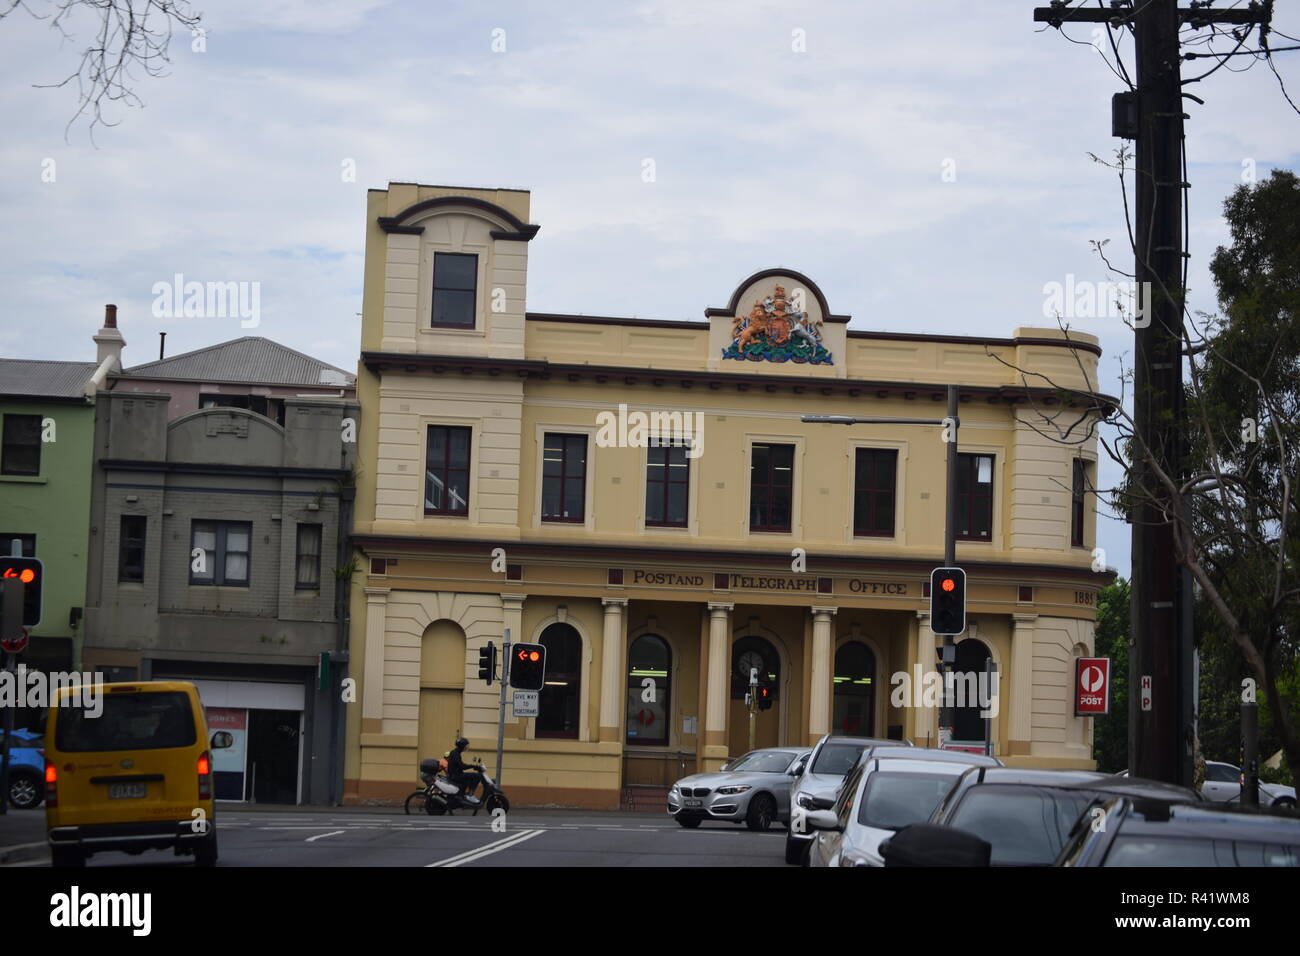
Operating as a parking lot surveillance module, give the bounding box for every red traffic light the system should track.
[941,577,955,592]
[2,567,36,583]
[517,649,541,662]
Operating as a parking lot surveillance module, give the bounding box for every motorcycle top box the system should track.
[419,758,445,776]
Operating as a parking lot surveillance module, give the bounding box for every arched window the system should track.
[833,641,875,736]
[626,635,671,746]
[536,623,581,739]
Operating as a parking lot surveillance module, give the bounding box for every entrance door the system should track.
[417,620,467,769]
[728,636,781,756]
[833,642,876,736]
[246,709,301,804]
[952,639,993,743]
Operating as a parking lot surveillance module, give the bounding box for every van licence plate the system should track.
[108,782,147,799]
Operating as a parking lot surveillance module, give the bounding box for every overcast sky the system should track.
[2,0,1298,578]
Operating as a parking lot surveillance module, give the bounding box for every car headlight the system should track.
[717,785,751,795]
[670,784,679,793]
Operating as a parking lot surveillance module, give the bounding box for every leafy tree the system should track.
[1092,577,1130,773]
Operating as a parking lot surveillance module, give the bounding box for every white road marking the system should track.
[427,828,543,867]
[305,830,346,842]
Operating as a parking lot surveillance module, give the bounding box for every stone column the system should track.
[809,606,837,741]
[599,598,628,743]
[362,587,390,732]
[913,610,936,747]
[703,602,733,764]
[1009,613,1037,756]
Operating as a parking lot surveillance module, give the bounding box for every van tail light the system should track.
[198,751,212,799]
[45,762,58,808]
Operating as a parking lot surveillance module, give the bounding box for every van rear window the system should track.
[56,692,196,752]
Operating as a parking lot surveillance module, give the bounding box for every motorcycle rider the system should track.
[445,736,485,801]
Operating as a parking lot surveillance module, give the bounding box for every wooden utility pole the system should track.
[1032,1,1271,786]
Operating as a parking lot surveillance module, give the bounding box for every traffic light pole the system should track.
[0,651,14,816]
[804,384,961,743]
[495,628,511,787]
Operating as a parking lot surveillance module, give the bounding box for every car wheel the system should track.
[1273,797,1296,810]
[784,834,808,865]
[194,829,218,867]
[51,846,84,868]
[676,815,701,829]
[8,771,42,810]
[746,793,776,831]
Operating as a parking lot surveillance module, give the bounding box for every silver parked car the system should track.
[669,747,810,830]
[805,753,994,867]
[785,735,907,864]
[1203,761,1297,809]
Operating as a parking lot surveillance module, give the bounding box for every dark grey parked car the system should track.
[669,747,810,830]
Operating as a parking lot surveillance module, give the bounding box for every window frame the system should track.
[541,432,588,524]
[852,447,898,537]
[1,414,42,477]
[1071,458,1088,547]
[749,442,795,533]
[423,424,472,517]
[189,519,252,588]
[118,515,147,583]
[955,453,995,542]
[429,251,479,330]
[295,522,323,591]
[644,440,690,528]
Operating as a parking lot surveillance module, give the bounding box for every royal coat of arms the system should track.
[721,285,833,365]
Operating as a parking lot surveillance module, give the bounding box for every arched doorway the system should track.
[626,634,671,746]
[417,620,466,772]
[728,636,780,756]
[952,638,993,742]
[833,641,876,736]
[536,623,582,739]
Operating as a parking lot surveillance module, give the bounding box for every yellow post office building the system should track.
[343,183,1112,809]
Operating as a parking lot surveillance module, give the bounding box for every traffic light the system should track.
[929,567,966,636]
[757,682,774,711]
[509,642,546,691]
[477,641,497,685]
[0,557,42,629]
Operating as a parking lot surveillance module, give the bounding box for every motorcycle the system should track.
[405,758,510,816]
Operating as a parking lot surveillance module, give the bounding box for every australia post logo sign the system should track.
[1075,657,1111,716]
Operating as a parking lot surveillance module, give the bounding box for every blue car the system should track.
[1,729,45,809]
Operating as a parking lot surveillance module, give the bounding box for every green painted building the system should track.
[0,308,121,685]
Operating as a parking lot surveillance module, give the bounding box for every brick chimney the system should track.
[93,303,126,370]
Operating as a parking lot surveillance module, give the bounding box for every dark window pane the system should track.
[432,289,475,327]
[434,252,477,290]
[425,426,471,515]
[1,414,41,476]
[666,482,687,524]
[119,515,146,583]
[296,523,322,589]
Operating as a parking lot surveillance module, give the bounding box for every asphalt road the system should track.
[6,808,791,868]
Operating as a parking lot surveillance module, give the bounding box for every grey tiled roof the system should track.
[0,358,97,399]
[122,336,355,387]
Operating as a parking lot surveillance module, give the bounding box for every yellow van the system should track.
[44,680,232,867]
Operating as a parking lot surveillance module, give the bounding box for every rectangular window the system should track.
[1072,459,1088,547]
[749,443,795,532]
[296,523,322,590]
[424,425,471,515]
[1,414,42,476]
[430,252,477,328]
[956,453,994,540]
[645,440,690,527]
[541,433,587,522]
[0,533,35,561]
[190,520,251,587]
[118,516,146,583]
[853,448,898,536]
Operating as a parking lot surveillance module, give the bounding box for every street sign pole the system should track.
[747,667,758,752]
[0,651,15,816]
[495,628,511,787]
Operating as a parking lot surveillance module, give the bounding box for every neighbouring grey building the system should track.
[82,319,359,806]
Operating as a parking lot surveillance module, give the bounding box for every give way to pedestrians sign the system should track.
[512,690,539,718]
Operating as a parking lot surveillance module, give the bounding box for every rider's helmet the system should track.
[454,737,469,750]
